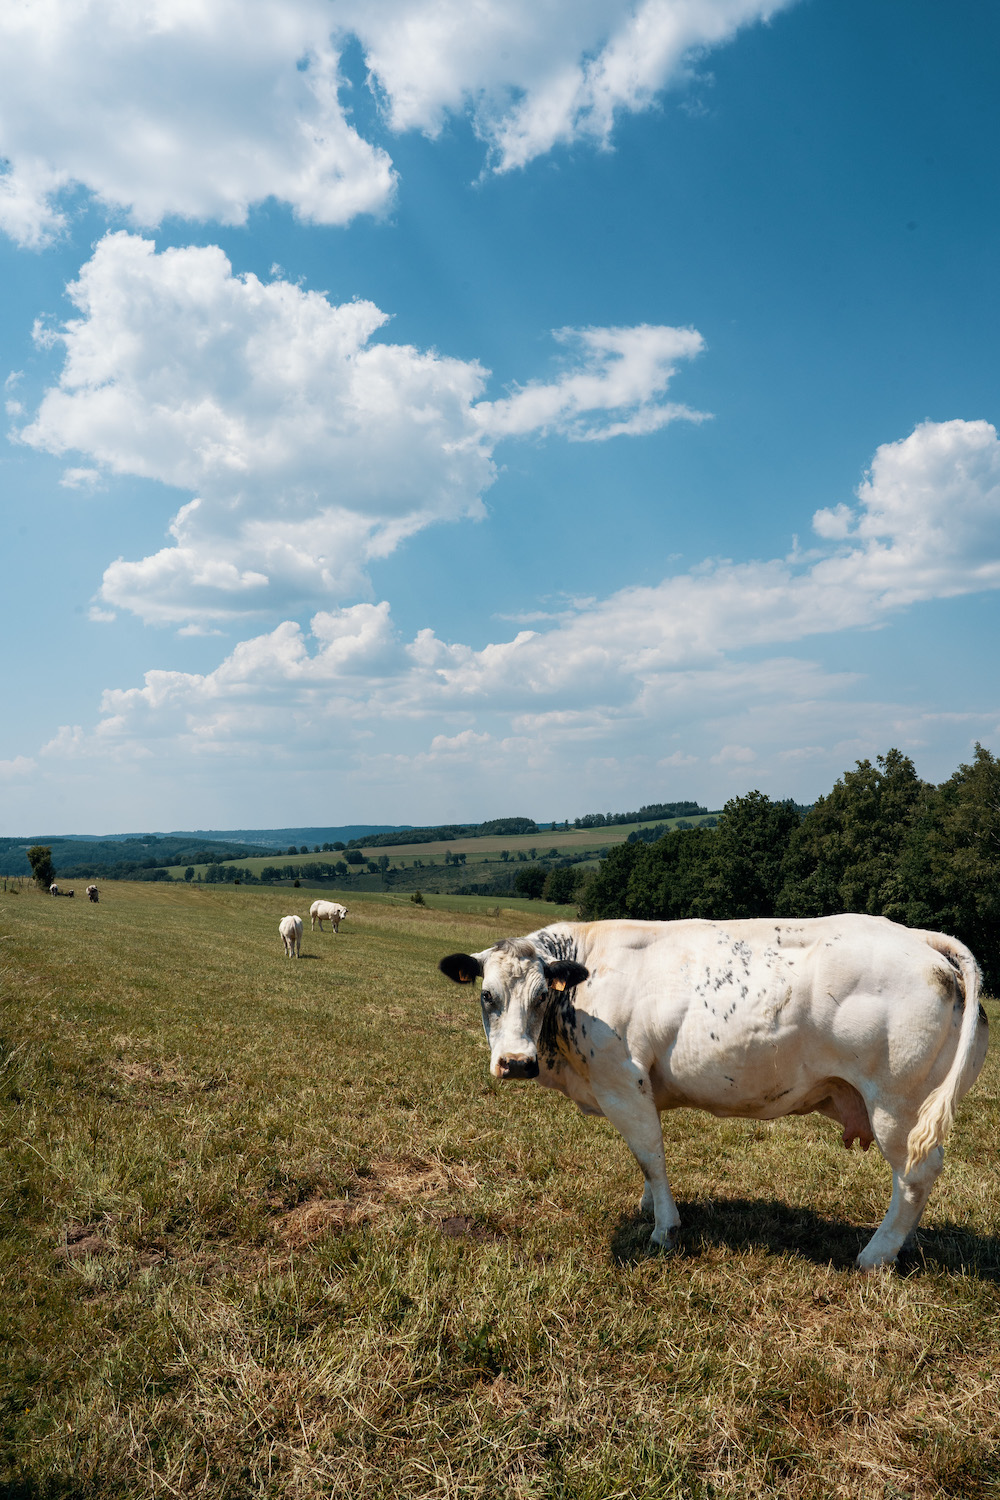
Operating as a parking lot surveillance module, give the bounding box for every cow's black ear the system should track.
[439,952,483,985]
[543,960,589,992]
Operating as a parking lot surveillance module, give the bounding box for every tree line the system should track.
[573,801,707,829]
[580,746,1000,989]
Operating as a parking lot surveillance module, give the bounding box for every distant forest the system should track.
[580,745,1000,989]
[0,834,273,879]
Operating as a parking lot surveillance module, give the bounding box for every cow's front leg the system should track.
[593,1079,679,1248]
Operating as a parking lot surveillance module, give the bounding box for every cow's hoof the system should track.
[648,1227,676,1252]
[854,1253,896,1274]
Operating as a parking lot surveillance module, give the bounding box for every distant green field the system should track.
[159,814,718,883]
[1,881,998,1497]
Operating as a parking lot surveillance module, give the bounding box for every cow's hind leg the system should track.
[594,1082,680,1249]
[857,1104,944,1271]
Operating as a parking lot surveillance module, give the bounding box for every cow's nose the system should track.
[497,1055,540,1080]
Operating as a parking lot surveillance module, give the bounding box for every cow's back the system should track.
[569,915,978,1120]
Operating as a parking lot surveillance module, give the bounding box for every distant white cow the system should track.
[440,915,989,1270]
[310,900,348,933]
[279,914,303,958]
[49,883,59,896]
[86,885,99,903]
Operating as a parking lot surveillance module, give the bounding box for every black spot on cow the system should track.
[539,984,582,1070]
[534,929,581,967]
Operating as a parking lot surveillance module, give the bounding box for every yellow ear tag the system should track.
[551,978,566,991]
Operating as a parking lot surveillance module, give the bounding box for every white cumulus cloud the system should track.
[19,232,706,624]
[352,0,795,171]
[0,0,394,248]
[0,0,795,246]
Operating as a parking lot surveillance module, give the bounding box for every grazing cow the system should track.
[86,885,99,903]
[279,914,303,958]
[49,883,58,896]
[310,900,348,933]
[440,916,989,1270]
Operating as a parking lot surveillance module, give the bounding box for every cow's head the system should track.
[439,938,589,1080]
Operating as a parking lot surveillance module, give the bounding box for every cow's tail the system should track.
[904,935,983,1175]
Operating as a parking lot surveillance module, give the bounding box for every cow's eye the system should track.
[482,991,499,1010]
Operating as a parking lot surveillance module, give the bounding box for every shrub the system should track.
[27,846,55,889]
[514,866,547,899]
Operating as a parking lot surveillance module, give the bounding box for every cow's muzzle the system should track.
[496,1056,540,1081]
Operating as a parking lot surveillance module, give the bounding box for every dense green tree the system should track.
[514,866,547,899]
[27,845,55,889]
[184,866,195,882]
[778,750,930,919]
[577,840,640,919]
[895,743,1000,987]
[708,791,801,918]
[543,865,581,904]
[623,826,717,920]
[580,827,716,921]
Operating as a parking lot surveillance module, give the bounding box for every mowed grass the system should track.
[1,883,998,1499]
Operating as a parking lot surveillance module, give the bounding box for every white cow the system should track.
[49,883,59,896]
[440,916,989,1270]
[86,884,99,903]
[279,914,303,958]
[310,900,348,933]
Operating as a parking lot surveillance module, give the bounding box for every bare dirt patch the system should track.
[273,1154,482,1247]
[439,1213,503,1244]
[53,1221,115,1262]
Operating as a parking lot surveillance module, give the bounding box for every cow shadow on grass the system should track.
[610,1198,1000,1280]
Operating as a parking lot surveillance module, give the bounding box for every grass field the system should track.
[1,882,998,1498]
[156,816,719,883]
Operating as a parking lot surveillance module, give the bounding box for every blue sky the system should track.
[2,0,998,833]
